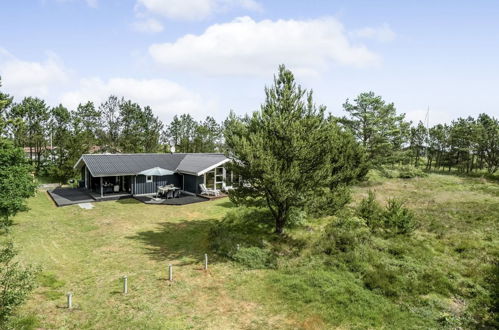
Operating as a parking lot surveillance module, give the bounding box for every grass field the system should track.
[3,173,498,329]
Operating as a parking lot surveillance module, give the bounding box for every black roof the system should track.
[75,153,229,177]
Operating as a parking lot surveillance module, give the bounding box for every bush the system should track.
[378,167,399,179]
[363,263,402,297]
[398,166,428,179]
[319,214,371,255]
[209,207,276,268]
[376,166,428,179]
[356,190,384,231]
[357,192,417,235]
[0,242,38,324]
[232,247,275,269]
[383,199,417,235]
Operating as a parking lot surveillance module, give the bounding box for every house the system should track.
[24,146,57,161]
[74,153,234,198]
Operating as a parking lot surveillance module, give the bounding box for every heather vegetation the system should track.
[210,173,498,329]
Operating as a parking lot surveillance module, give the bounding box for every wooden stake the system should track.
[66,292,73,309]
[123,276,128,294]
[168,264,173,281]
[204,253,208,270]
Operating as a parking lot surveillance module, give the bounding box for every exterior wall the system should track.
[132,174,181,195]
[183,174,204,194]
[80,165,91,189]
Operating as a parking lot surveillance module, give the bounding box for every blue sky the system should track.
[1,0,498,124]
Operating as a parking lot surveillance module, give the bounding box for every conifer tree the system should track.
[225,65,366,234]
[341,92,410,166]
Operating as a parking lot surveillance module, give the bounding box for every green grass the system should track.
[3,173,498,329]
[34,175,59,185]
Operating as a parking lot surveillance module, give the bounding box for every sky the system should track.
[1,0,498,125]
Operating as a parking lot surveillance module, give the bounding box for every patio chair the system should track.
[173,189,181,198]
[166,190,174,199]
[222,182,233,192]
[199,184,220,196]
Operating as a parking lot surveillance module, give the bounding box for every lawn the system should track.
[6,195,288,329]
[4,173,499,329]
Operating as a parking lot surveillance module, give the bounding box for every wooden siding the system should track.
[183,174,204,194]
[133,174,181,195]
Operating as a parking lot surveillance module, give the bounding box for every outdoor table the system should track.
[157,186,180,198]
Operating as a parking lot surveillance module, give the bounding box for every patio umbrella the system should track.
[138,167,175,176]
[138,167,175,197]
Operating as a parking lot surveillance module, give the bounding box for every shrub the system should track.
[356,190,384,231]
[0,242,38,324]
[363,263,402,297]
[398,166,428,179]
[357,192,417,235]
[383,199,417,235]
[209,207,276,268]
[232,247,275,269]
[319,214,371,255]
[378,167,399,179]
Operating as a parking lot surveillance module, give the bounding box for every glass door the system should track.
[215,167,224,190]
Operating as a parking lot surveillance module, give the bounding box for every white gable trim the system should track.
[177,158,230,176]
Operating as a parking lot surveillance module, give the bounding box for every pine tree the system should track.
[225,65,366,234]
[410,121,427,167]
[476,113,499,174]
[341,92,410,166]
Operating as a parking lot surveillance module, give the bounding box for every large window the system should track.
[215,166,224,189]
[205,170,215,189]
[204,166,226,190]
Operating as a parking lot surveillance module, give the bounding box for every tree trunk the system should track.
[274,209,287,235]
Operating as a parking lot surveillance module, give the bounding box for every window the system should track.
[215,166,224,190]
[205,167,227,190]
[146,175,153,183]
[205,170,215,189]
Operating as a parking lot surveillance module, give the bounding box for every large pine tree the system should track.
[225,65,365,234]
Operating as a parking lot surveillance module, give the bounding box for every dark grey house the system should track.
[74,153,232,198]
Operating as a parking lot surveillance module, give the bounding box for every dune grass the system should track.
[3,173,498,329]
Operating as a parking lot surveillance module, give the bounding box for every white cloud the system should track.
[60,77,213,121]
[350,23,396,42]
[132,18,164,33]
[149,16,381,76]
[135,0,262,21]
[0,49,69,98]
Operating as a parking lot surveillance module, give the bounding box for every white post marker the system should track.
[204,253,208,270]
[168,264,173,281]
[66,292,73,309]
[123,276,128,294]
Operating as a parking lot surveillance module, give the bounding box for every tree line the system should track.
[1,75,498,186]
[0,87,224,182]
[340,92,499,175]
